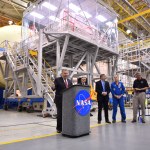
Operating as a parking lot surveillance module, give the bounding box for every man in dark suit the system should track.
[96,74,111,124]
[54,69,72,133]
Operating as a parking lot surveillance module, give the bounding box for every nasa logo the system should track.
[74,90,92,116]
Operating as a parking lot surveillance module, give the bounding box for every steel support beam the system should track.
[37,29,43,96]
[118,9,150,24]
[70,52,87,78]
[114,0,150,35]
[111,56,119,80]
[94,62,101,75]
[86,52,91,84]
[91,47,99,70]
[141,62,150,70]
[59,35,70,70]
[123,0,150,28]
[56,40,61,77]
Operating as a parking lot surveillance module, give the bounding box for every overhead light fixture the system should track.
[42,2,57,11]
[96,15,107,22]
[114,19,118,23]
[80,11,92,18]
[49,16,60,22]
[30,12,44,19]
[106,21,112,26]
[69,3,81,13]
[126,29,131,34]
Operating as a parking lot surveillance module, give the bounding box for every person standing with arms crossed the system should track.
[111,75,126,123]
[54,69,72,133]
[132,72,149,123]
[96,74,111,124]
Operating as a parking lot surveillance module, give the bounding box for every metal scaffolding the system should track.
[117,36,150,87]
[0,0,119,114]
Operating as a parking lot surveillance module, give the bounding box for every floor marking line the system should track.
[0,118,132,146]
[0,132,59,145]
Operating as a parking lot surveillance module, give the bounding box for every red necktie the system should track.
[64,79,68,88]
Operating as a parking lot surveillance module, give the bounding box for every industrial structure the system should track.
[0,0,120,115]
[118,36,150,87]
[0,0,150,149]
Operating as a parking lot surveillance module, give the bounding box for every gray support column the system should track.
[23,72,28,96]
[56,40,61,77]
[86,52,90,85]
[59,35,70,72]
[111,55,119,80]
[89,53,92,85]
[5,63,9,99]
[69,54,73,76]
[14,80,16,96]
[37,29,43,96]
[69,54,73,68]
[108,58,112,81]
[91,47,99,85]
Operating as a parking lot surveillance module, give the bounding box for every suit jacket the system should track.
[96,80,110,101]
[54,77,72,105]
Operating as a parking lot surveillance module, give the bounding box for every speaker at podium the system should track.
[62,85,92,137]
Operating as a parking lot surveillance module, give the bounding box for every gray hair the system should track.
[62,69,69,73]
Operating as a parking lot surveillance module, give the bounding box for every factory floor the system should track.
[0,108,150,150]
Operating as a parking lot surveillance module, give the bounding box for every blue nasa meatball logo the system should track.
[74,90,92,116]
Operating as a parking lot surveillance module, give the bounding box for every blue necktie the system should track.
[102,81,105,92]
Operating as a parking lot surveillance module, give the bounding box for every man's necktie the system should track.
[103,82,105,92]
[64,79,68,88]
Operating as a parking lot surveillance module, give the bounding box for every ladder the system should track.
[2,40,57,118]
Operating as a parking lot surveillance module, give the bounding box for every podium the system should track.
[62,85,92,137]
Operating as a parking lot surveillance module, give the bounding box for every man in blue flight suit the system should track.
[111,75,126,123]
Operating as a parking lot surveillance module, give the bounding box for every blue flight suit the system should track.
[111,82,126,121]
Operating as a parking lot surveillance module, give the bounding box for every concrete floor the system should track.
[1,121,150,150]
[0,108,150,150]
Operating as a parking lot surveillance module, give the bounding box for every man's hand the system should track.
[115,95,122,99]
[102,92,107,96]
[114,95,119,99]
[118,95,123,99]
[135,88,141,91]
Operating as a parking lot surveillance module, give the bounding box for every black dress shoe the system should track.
[142,120,146,123]
[57,130,62,133]
[90,113,93,117]
[112,120,116,123]
[122,120,126,123]
[98,121,101,124]
[131,120,136,123]
[106,121,111,124]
